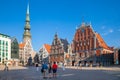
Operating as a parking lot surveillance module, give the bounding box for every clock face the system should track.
[81,29,84,33]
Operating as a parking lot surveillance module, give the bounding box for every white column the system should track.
[8,39,11,60]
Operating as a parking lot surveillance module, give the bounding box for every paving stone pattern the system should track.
[0,66,120,80]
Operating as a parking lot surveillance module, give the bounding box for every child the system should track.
[48,63,52,78]
[52,62,58,78]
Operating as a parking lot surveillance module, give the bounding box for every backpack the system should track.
[42,64,48,69]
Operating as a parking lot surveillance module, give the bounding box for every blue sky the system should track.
[0,0,120,52]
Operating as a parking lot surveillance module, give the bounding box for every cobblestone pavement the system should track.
[0,66,120,80]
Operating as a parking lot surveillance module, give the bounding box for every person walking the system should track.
[4,63,9,71]
[48,63,52,79]
[41,62,48,79]
[62,62,65,71]
[52,62,58,78]
[35,63,39,71]
[80,63,82,70]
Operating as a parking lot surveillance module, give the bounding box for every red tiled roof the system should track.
[44,44,51,54]
[95,33,111,50]
[19,43,25,48]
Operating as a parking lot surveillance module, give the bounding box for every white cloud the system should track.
[109,29,113,33]
[102,29,114,36]
[102,32,108,36]
[118,29,120,32]
[101,26,105,29]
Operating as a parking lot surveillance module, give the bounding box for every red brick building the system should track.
[72,22,114,66]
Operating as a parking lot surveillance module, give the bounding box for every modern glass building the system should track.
[0,33,11,64]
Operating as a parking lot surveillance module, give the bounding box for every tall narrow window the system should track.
[6,53,8,56]
[3,41,4,45]
[0,40,1,44]
[79,53,82,57]
[2,53,4,57]
[6,41,8,46]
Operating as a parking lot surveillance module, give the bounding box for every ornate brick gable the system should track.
[72,23,113,65]
[49,33,69,63]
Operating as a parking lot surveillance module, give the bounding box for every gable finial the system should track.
[81,16,85,26]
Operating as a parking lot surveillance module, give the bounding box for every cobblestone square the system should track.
[0,66,120,80]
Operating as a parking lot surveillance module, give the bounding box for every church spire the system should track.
[54,32,58,39]
[27,2,29,14]
[26,2,30,22]
[23,2,31,43]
